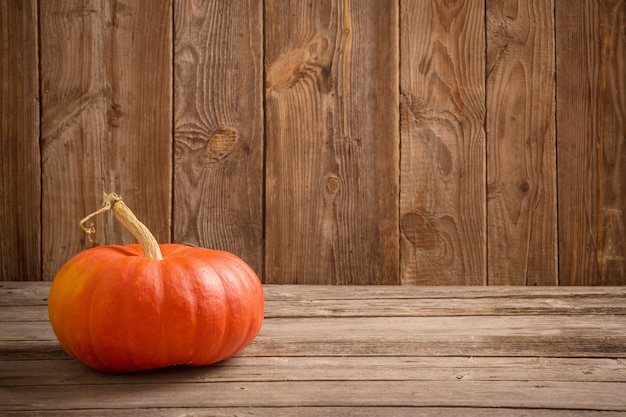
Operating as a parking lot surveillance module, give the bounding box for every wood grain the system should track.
[3,356,625,386]
[2,283,626,414]
[0,0,41,281]
[486,0,558,285]
[264,0,399,284]
[556,0,626,285]
[1,3,624,285]
[1,410,623,417]
[3,381,625,411]
[5,286,626,320]
[173,0,264,274]
[40,0,173,280]
[6,280,626,306]
[400,0,486,284]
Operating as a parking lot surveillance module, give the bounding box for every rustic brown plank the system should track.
[556,1,626,285]
[3,356,624,387]
[9,294,626,321]
[0,0,41,281]
[400,0,486,284]
[261,283,626,300]
[4,284,626,341]
[2,409,624,417]
[5,291,626,322]
[0,341,67,361]
[264,295,626,317]
[264,0,400,284]
[173,0,264,274]
[262,284,626,302]
[0,307,46,322]
[486,0,558,285]
[248,284,626,317]
[1,322,56,341]
[2,380,625,411]
[5,281,626,306]
[0,282,49,307]
[245,315,626,358]
[4,314,625,358]
[40,0,173,281]
[2,284,625,413]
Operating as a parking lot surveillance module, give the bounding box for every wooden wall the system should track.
[1,0,624,285]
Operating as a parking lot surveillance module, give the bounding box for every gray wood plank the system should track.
[2,357,624,387]
[2,380,625,411]
[5,293,626,322]
[2,408,624,417]
[486,0,558,285]
[0,282,50,307]
[3,315,626,358]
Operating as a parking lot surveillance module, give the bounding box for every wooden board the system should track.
[556,0,626,285]
[264,0,400,284]
[0,0,41,281]
[5,315,626,358]
[173,0,264,274]
[39,0,173,280]
[400,0,486,285]
[1,410,625,417]
[7,291,626,321]
[486,0,558,285]
[2,380,626,411]
[1,283,625,415]
[1,3,625,286]
[3,356,626,386]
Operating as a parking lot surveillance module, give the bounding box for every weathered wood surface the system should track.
[173,0,264,273]
[400,0,486,285]
[2,1,625,285]
[556,0,626,285]
[486,0,558,285]
[39,0,173,279]
[1,283,625,415]
[264,0,400,284]
[0,0,41,281]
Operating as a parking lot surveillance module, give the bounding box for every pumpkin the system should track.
[48,193,264,373]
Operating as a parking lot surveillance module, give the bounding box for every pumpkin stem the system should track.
[79,193,163,260]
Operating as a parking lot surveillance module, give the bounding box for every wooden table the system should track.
[1,282,625,416]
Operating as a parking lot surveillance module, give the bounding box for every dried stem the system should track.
[79,193,163,260]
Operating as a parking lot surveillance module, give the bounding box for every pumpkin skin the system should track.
[48,243,264,373]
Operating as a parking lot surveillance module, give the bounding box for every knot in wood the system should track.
[325,177,341,194]
[205,127,238,161]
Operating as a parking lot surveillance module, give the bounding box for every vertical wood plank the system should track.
[173,0,264,275]
[0,0,41,281]
[265,0,399,284]
[485,0,558,285]
[556,0,626,285]
[400,0,486,285]
[40,0,173,280]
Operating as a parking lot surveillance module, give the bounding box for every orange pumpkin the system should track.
[48,193,264,373]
